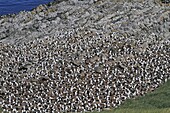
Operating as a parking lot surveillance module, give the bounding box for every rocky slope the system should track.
[0,0,169,45]
[0,0,170,112]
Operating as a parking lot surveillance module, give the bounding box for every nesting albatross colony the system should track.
[0,0,170,112]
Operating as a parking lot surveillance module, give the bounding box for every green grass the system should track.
[92,108,170,113]
[92,80,170,113]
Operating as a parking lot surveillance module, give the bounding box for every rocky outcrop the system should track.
[0,0,170,112]
[0,0,169,45]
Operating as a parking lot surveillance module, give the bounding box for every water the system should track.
[0,0,54,16]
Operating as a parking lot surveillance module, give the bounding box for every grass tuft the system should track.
[91,80,170,113]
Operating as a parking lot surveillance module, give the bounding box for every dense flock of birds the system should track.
[0,0,170,113]
[1,29,170,112]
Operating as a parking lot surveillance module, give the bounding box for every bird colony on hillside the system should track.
[1,30,170,112]
[0,0,170,112]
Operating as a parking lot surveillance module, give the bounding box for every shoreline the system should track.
[0,0,56,17]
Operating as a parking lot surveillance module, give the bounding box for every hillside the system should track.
[0,0,169,112]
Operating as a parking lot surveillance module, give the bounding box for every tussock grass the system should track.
[93,108,170,113]
[91,80,170,113]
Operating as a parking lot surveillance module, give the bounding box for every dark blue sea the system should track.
[0,0,54,16]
